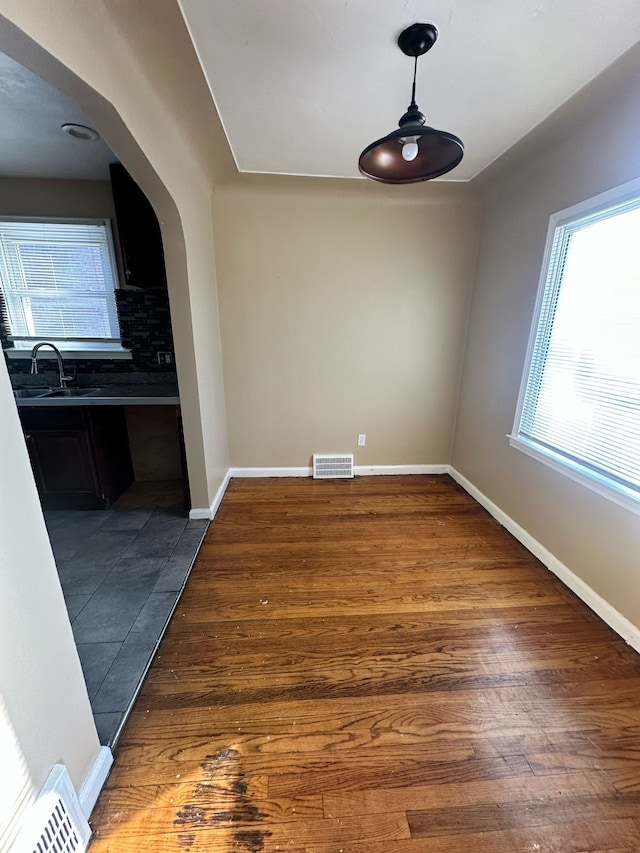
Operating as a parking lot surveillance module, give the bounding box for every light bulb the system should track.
[401,140,419,162]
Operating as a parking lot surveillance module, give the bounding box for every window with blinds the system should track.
[0,218,123,351]
[510,180,640,513]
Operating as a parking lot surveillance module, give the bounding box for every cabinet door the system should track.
[25,429,100,506]
[88,406,134,499]
[110,163,167,289]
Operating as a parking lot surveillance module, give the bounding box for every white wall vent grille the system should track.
[11,765,91,853]
[312,454,354,479]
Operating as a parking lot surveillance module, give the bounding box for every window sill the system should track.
[5,348,132,361]
[508,433,640,516]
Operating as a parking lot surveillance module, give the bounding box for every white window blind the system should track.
[512,186,640,510]
[0,218,121,349]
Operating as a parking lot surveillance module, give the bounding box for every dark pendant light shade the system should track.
[359,23,463,184]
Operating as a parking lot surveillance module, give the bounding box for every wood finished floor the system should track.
[89,475,640,852]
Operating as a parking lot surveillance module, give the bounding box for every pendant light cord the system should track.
[410,54,418,107]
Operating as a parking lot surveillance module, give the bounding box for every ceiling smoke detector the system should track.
[60,123,101,142]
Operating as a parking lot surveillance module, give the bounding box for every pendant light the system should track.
[359,23,463,184]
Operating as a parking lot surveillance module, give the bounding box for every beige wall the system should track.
[0,176,114,219]
[214,176,481,467]
[0,357,99,796]
[0,176,123,288]
[453,45,640,629]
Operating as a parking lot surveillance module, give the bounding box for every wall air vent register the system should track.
[312,454,355,479]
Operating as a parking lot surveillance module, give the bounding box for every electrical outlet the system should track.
[358,434,366,446]
[157,351,173,366]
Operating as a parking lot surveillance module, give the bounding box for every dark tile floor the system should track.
[44,507,208,746]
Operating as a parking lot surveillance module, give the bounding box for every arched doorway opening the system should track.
[0,9,224,746]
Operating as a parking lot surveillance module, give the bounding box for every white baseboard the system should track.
[189,465,448,517]
[78,745,113,819]
[449,467,640,654]
[230,466,312,477]
[356,464,449,476]
[229,464,448,478]
[189,469,232,520]
[188,508,213,520]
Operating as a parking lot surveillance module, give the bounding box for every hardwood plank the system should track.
[114,724,374,762]
[162,603,594,641]
[526,744,640,780]
[88,475,640,852]
[173,581,567,621]
[151,618,621,666]
[105,743,484,790]
[267,753,531,798]
[323,769,613,817]
[117,680,640,755]
[406,792,640,837]
[143,634,630,686]
[91,792,324,835]
[118,677,640,729]
[303,819,640,852]
[127,658,640,711]
[93,776,269,812]
[91,812,410,853]
[116,693,640,765]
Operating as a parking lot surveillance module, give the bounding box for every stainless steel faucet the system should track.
[30,342,73,388]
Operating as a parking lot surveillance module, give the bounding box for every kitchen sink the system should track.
[13,387,102,399]
[13,388,52,398]
[43,387,102,398]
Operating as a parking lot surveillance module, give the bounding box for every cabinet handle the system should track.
[24,434,32,441]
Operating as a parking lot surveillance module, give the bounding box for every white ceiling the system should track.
[1,2,640,183]
[0,52,115,181]
[178,0,640,181]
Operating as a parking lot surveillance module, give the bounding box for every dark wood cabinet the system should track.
[110,163,167,290]
[26,429,98,497]
[19,406,134,509]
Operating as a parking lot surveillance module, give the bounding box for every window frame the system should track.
[509,177,640,516]
[0,216,131,359]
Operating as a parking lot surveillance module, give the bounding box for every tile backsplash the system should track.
[2,288,175,378]
[115,289,175,370]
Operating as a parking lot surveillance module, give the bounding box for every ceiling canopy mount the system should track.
[397,22,438,58]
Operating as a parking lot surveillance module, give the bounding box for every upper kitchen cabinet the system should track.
[110,163,167,290]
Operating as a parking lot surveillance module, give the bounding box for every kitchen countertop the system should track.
[13,383,180,406]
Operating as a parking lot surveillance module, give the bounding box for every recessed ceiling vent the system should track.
[312,454,354,479]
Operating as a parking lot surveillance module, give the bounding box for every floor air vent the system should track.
[313,454,354,479]
[12,765,91,853]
